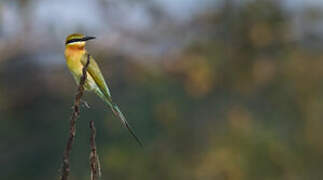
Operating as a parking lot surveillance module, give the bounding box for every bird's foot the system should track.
[80,99,91,109]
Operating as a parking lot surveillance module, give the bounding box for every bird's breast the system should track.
[64,48,85,75]
[64,48,97,91]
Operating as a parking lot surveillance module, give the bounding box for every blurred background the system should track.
[1,0,323,179]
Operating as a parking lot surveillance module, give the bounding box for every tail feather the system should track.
[111,104,143,147]
[95,89,143,147]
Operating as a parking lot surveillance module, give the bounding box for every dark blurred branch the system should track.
[60,54,90,180]
[89,119,101,180]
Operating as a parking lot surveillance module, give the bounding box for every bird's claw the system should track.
[81,99,91,109]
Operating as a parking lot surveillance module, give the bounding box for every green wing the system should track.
[81,52,143,147]
[81,52,112,100]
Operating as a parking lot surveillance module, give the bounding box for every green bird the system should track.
[64,33,143,146]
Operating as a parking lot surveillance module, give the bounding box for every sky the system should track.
[1,0,323,63]
[2,0,323,37]
[2,0,322,37]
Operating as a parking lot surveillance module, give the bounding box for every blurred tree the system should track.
[2,0,323,179]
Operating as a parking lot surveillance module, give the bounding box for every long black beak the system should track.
[82,36,96,41]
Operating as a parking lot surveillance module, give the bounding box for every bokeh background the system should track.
[1,0,323,179]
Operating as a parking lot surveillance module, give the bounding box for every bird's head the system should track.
[65,33,95,48]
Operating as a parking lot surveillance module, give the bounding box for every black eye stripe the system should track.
[65,38,84,45]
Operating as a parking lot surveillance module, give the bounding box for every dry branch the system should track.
[60,54,90,180]
[89,119,101,180]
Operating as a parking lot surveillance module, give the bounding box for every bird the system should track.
[64,33,143,147]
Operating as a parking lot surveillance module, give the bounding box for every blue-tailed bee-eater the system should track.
[64,33,143,146]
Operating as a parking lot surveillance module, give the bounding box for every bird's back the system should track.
[80,53,112,99]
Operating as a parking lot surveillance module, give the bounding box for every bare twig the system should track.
[89,119,101,180]
[61,54,90,180]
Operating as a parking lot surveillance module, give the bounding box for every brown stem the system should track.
[60,54,90,180]
[89,119,101,180]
